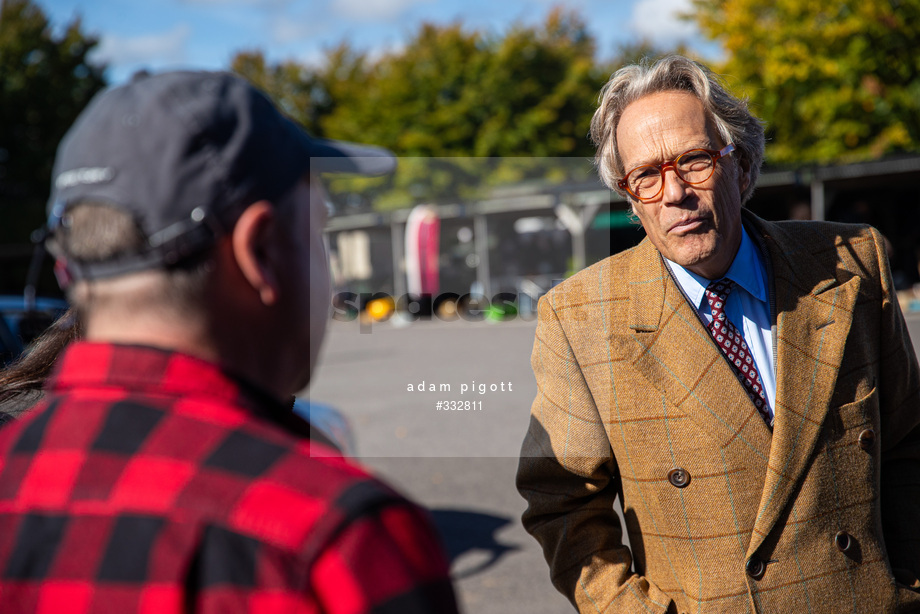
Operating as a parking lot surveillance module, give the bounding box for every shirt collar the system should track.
[665,226,768,309]
[50,342,295,423]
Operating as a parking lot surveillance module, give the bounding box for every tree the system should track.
[319,9,603,159]
[692,0,920,164]
[231,49,334,137]
[232,9,609,210]
[0,0,106,291]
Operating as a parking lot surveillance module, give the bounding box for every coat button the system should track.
[746,557,766,579]
[668,467,691,488]
[858,429,875,451]
[835,531,853,552]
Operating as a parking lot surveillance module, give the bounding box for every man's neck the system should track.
[84,313,220,366]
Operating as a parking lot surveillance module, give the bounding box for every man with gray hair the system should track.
[0,70,458,613]
[517,55,920,613]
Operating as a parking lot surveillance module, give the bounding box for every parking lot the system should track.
[306,311,920,614]
[306,315,570,613]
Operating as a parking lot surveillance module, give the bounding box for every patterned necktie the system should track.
[704,279,773,427]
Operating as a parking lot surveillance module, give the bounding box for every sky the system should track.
[39,0,719,84]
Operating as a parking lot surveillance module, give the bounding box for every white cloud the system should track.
[92,24,192,67]
[527,0,589,6]
[293,48,328,70]
[331,0,432,22]
[272,18,322,45]
[365,39,406,63]
[281,38,404,71]
[630,0,698,45]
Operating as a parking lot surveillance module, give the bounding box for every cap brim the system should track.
[306,137,397,176]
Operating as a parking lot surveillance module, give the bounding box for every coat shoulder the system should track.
[757,218,881,273]
[766,218,874,245]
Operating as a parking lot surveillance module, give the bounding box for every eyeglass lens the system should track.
[627,150,716,201]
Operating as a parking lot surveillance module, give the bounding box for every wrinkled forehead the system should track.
[616,90,718,166]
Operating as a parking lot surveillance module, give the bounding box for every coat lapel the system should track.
[620,215,861,557]
[744,215,860,556]
[623,239,773,465]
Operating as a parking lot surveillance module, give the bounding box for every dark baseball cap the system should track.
[47,69,396,281]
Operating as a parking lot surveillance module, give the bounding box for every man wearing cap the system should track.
[0,71,458,613]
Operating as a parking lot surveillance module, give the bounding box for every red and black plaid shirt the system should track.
[0,343,458,613]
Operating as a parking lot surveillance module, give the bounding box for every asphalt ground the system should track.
[306,314,573,614]
[304,310,920,614]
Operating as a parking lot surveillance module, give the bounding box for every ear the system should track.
[231,201,281,306]
[737,158,751,194]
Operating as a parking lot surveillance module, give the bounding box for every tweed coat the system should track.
[517,211,920,613]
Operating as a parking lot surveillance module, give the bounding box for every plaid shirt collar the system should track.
[49,342,297,427]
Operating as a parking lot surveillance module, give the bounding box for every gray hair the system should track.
[590,55,765,204]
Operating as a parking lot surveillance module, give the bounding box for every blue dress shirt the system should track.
[665,228,775,418]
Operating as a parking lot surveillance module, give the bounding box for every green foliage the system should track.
[692,0,920,164]
[0,0,106,241]
[0,0,106,293]
[231,9,609,210]
[231,49,333,137]
[327,10,604,159]
[607,39,692,73]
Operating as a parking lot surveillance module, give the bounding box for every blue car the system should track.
[293,399,357,457]
[0,296,69,365]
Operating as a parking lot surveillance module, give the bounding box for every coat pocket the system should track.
[826,386,877,443]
